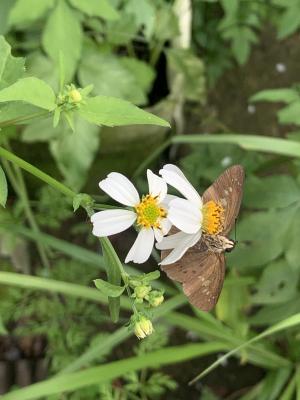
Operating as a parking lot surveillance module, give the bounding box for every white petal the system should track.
[159,169,202,207]
[125,228,155,264]
[146,169,167,202]
[99,172,140,207]
[91,209,136,236]
[154,228,163,242]
[161,194,178,207]
[161,218,172,235]
[162,164,188,180]
[160,231,202,265]
[156,231,192,250]
[168,198,202,234]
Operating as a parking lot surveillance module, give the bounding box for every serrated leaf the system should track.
[0,77,56,110]
[9,0,54,26]
[69,0,119,21]
[244,175,300,209]
[250,88,300,104]
[94,279,125,297]
[0,165,8,207]
[0,36,25,89]
[78,96,170,127]
[42,0,82,82]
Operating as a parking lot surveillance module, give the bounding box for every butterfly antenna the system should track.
[234,218,237,243]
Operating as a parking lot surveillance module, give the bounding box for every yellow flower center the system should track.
[202,200,224,235]
[135,195,167,229]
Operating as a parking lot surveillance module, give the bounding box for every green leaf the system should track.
[0,165,8,207]
[244,175,300,209]
[26,52,59,92]
[78,96,170,127]
[124,0,155,38]
[221,0,239,15]
[277,4,300,39]
[22,117,58,142]
[0,35,25,89]
[228,207,297,269]
[9,0,54,26]
[251,260,298,305]
[285,208,300,269]
[42,0,82,82]
[100,237,123,323]
[78,52,152,105]
[143,270,160,282]
[69,0,119,20]
[0,0,17,34]
[278,102,300,126]
[172,134,300,159]
[1,343,224,400]
[105,13,138,45]
[250,88,300,104]
[0,77,56,110]
[0,103,43,125]
[72,193,94,212]
[166,48,206,102]
[50,117,99,190]
[94,279,125,297]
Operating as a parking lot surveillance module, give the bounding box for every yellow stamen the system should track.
[202,200,224,235]
[135,195,167,229]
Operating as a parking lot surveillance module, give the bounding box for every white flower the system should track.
[157,164,224,265]
[91,170,172,264]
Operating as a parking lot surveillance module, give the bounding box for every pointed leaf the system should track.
[0,77,56,110]
[0,35,24,89]
[0,165,8,207]
[94,279,125,298]
[78,96,170,127]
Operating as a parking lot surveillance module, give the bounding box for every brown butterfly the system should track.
[161,165,244,311]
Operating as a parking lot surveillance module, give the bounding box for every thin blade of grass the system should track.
[1,342,225,400]
[189,313,300,384]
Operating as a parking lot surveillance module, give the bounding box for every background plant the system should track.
[1,0,300,399]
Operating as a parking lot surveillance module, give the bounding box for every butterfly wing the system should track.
[160,165,244,311]
[203,165,244,236]
[161,246,225,311]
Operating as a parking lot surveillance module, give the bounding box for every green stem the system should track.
[0,146,76,199]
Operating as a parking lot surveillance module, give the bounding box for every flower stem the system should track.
[0,146,76,199]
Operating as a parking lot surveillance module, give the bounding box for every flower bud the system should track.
[134,316,154,339]
[134,285,151,299]
[69,89,82,103]
[148,290,164,307]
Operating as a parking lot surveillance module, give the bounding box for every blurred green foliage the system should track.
[1,0,300,399]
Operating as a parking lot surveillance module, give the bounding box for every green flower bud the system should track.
[134,316,154,339]
[69,89,82,103]
[134,285,151,299]
[148,290,164,307]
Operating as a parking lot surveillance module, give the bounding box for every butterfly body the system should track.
[200,234,235,253]
[161,165,244,311]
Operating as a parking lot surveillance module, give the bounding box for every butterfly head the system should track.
[224,238,236,252]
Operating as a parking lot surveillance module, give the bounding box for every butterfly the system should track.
[161,165,245,311]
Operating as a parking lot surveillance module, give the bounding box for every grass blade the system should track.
[2,342,225,400]
[189,313,300,384]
